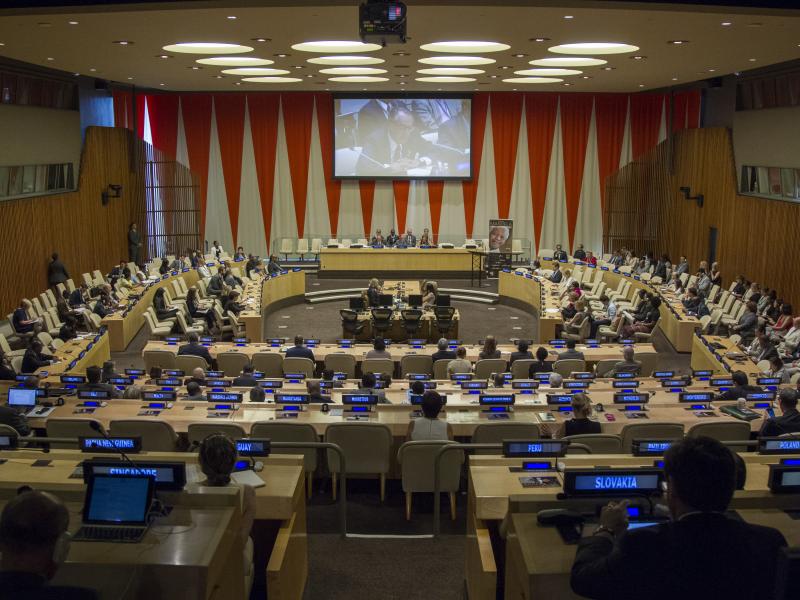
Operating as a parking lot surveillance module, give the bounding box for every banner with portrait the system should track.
[488,219,513,252]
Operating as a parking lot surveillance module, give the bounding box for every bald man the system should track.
[611,346,642,376]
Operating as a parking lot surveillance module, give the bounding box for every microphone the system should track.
[87,420,141,475]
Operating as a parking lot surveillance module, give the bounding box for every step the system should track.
[439,287,499,299]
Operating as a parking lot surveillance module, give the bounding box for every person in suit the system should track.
[385,229,399,247]
[731,301,759,344]
[366,278,382,307]
[573,244,586,260]
[357,106,435,177]
[746,328,778,363]
[610,346,641,376]
[401,229,416,247]
[0,400,30,436]
[306,380,331,403]
[557,339,585,361]
[0,351,16,381]
[285,335,315,362]
[509,341,533,365]
[371,229,385,247]
[760,388,800,436]
[266,255,282,276]
[778,317,800,357]
[68,284,87,309]
[0,490,99,600]
[431,338,456,363]
[356,98,392,145]
[563,393,601,437]
[184,367,207,388]
[178,333,218,370]
[128,222,141,264]
[100,361,119,383]
[153,288,178,321]
[356,372,387,403]
[527,347,554,376]
[77,366,119,398]
[223,291,243,317]
[570,436,787,600]
[207,271,225,296]
[682,287,702,313]
[716,370,764,401]
[46,253,69,289]
[436,100,470,152]
[21,340,54,374]
[553,244,568,262]
[549,263,563,284]
[184,381,206,401]
[674,256,689,275]
[232,365,258,388]
[478,335,501,360]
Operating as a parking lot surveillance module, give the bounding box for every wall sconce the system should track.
[679,186,703,208]
[101,184,122,206]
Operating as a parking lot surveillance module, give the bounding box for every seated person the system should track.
[185,381,206,401]
[320,369,343,388]
[0,400,31,436]
[621,297,661,338]
[563,393,601,437]
[152,288,178,321]
[573,244,586,260]
[557,339,585,361]
[0,490,99,600]
[178,332,218,370]
[371,229,385,247]
[553,244,567,261]
[0,351,17,381]
[266,255,282,276]
[419,228,432,247]
[356,372,387,403]
[12,300,41,335]
[746,327,778,363]
[78,365,120,399]
[570,436,787,600]
[285,335,315,362]
[58,317,78,343]
[223,269,243,289]
[491,372,506,388]
[479,335,501,360]
[385,229,399,247]
[223,291,244,316]
[100,360,119,383]
[760,388,800,437]
[681,287,702,313]
[366,338,391,360]
[767,356,790,383]
[731,301,759,345]
[549,263,563,284]
[446,346,472,377]
[562,299,589,334]
[528,346,554,376]
[406,391,453,441]
[233,246,246,261]
[610,346,641,376]
[206,271,225,296]
[548,372,563,388]
[307,380,331,403]
[431,338,456,363]
[421,282,437,310]
[509,341,533,364]
[21,340,54,374]
[184,367,207,387]
[186,288,215,330]
[146,366,162,385]
[406,380,426,402]
[366,278,382,307]
[717,370,763,401]
[232,365,258,388]
[122,385,142,400]
[249,386,266,403]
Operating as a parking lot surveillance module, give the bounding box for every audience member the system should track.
[407,391,453,440]
[563,393,601,437]
[479,335,501,360]
[0,351,16,381]
[122,385,143,400]
[232,365,258,388]
[307,381,330,403]
[78,365,120,398]
[0,399,31,436]
[177,333,217,370]
[357,372,387,402]
[557,339,585,361]
[548,372,563,388]
[447,346,472,376]
[716,371,763,401]
[153,288,178,321]
[185,381,206,401]
[21,340,54,374]
[12,300,41,335]
[528,346,554,376]
[249,386,266,403]
[366,338,392,359]
[285,335,315,362]
[590,295,617,338]
[611,346,641,376]
[431,338,456,363]
[760,389,800,437]
[621,297,661,338]
[184,367,207,387]
[509,341,533,364]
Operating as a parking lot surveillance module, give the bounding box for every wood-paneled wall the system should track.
[0,126,141,315]
[605,127,800,309]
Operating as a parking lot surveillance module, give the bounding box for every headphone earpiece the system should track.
[52,531,71,565]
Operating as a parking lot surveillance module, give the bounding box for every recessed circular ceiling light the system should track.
[68,20,79,25]
[639,84,645,88]
[419,41,511,53]
[197,56,274,66]
[221,67,290,76]
[721,21,732,26]
[189,66,202,70]
[214,75,225,79]
[241,76,303,83]
[113,41,133,45]
[89,68,96,72]
[502,77,563,84]
[159,83,165,86]
[417,67,484,75]
[162,42,253,54]
[630,55,646,60]
[275,53,289,58]
[512,53,527,58]
[127,76,133,80]
[46,57,54,61]
[418,55,495,66]
[530,37,550,42]
[393,51,410,56]
[748,58,757,62]
[291,41,381,53]
[415,76,476,82]
[157,54,171,59]
[581,76,591,79]
[564,15,574,19]
[563,83,572,87]
[227,15,237,20]
[672,77,678,81]
[308,55,385,65]
[602,66,615,71]
[549,42,639,55]
[318,67,387,75]
[234,82,242,85]
[667,40,690,45]
[514,68,581,76]
[252,38,270,43]
[327,75,389,82]
[530,57,606,67]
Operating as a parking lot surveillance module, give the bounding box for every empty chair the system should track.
[370,308,394,339]
[433,359,450,380]
[340,239,352,248]
[283,357,315,377]
[474,358,507,380]
[633,322,660,343]
[553,359,586,378]
[564,434,623,454]
[400,309,424,340]
[511,359,535,380]
[217,351,251,377]
[143,349,177,371]
[296,238,309,261]
[143,312,172,338]
[279,239,293,260]
[187,423,247,447]
[310,238,323,259]
[433,306,457,337]
[324,353,357,379]
[176,354,210,372]
[251,422,319,497]
[472,423,541,454]
[561,318,591,342]
[340,309,366,340]
[0,334,25,358]
[110,420,179,451]
[401,354,434,377]
[251,352,284,378]
[325,423,393,500]
[361,358,394,378]
[634,352,659,377]
[397,441,464,520]
[538,248,554,259]
[687,421,751,452]
[176,312,204,335]
[593,359,618,377]
[46,418,105,449]
[356,238,369,246]
[620,423,685,453]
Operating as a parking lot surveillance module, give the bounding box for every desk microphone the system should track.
[88,420,141,474]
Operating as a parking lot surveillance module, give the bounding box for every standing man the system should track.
[46,253,69,290]
[128,223,141,265]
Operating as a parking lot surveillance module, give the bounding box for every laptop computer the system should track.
[6,388,53,417]
[73,474,154,543]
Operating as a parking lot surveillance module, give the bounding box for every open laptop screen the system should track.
[8,388,37,408]
[84,474,153,525]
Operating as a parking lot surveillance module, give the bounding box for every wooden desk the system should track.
[238,270,305,342]
[31,330,111,380]
[319,247,475,274]
[499,271,564,341]
[691,334,762,376]
[351,307,460,342]
[383,280,422,296]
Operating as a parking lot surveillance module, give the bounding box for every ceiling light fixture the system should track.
[667,40,690,45]
[721,21,732,26]
[159,83,165,86]
[319,67,388,75]
[308,55,385,65]
[419,41,511,53]
[46,57,54,61]
[227,15,237,20]
[89,68,96,72]
[292,41,381,53]
[241,77,303,83]
[418,55,495,66]
[415,76,476,83]
[113,41,133,45]
[68,20,78,25]
[602,66,615,71]
[514,68,581,76]
[512,53,527,58]
[417,67,484,75]
[530,57,606,67]
[631,55,646,60]
[275,53,289,58]
[221,67,291,76]
[639,84,645,88]
[190,66,202,70]
[563,82,572,86]
[748,58,757,62]
[162,42,253,54]
[503,77,563,84]
[327,75,389,82]
[549,42,638,55]
[564,15,574,19]
[157,54,172,59]
[393,51,410,56]
[252,38,270,43]
[197,56,274,66]
[529,37,550,42]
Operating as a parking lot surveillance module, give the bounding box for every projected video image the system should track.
[333,97,471,179]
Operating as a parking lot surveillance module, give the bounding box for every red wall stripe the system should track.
[112,90,132,130]
[247,94,280,251]
[147,94,179,159]
[524,93,559,252]
[392,181,410,233]
[180,95,213,237]
[685,90,702,128]
[427,181,444,242]
[314,93,342,236]
[359,181,375,236]
[489,92,524,219]
[462,93,489,237]
[630,93,665,159]
[281,93,315,238]
[213,94,247,247]
[559,94,594,251]
[595,94,628,219]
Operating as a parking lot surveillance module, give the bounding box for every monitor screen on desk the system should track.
[8,388,36,408]
[349,297,365,311]
[378,294,394,307]
[408,294,422,308]
[436,294,451,307]
[83,474,154,524]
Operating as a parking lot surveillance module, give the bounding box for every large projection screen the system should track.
[333,95,472,180]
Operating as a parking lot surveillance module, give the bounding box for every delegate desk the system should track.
[0,448,307,600]
[238,270,306,342]
[691,334,762,376]
[467,452,800,600]
[37,330,110,378]
[498,271,564,341]
[350,307,460,342]
[319,247,475,275]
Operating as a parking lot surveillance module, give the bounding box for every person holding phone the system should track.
[760,388,800,437]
